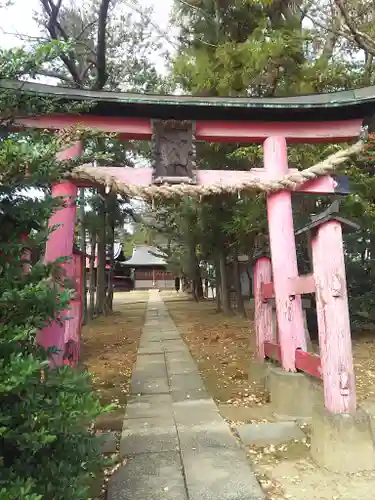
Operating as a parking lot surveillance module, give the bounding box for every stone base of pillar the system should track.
[268,365,323,422]
[248,359,270,396]
[311,405,375,473]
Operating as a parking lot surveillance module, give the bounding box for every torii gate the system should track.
[3,80,372,420]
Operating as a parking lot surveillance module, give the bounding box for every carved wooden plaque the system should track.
[151,119,197,184]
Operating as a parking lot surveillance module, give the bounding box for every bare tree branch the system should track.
[300,0,316,20]
[39,0,83,86]
[79,61,96,82]
[0,30,50,42]
[94,0,111,90]
[319,11,341,63]
[43,0,68,41]
[122,0,179,49]
[334,0,375,55]
[298,4,365,49]
[76,20,97,41]
[38,0,114,88]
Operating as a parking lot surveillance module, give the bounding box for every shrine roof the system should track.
[123,245,167,267]
[85,242,126,262]
[3,79,375,122]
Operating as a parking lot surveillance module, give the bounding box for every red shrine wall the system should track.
[134,268,175,290]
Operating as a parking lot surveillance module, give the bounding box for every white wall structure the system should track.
[156,279,175,289]
[123,245,175,290]
[134,279,175,290]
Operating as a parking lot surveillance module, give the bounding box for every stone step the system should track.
[235,421,305,446]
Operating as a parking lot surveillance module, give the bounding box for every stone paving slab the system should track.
[108,451,188,500]
[173,407,225,426]
[127,393,172,406]
[163,343,189,353]
[130,375,170,395]
[170,372,206,391]
[108,291,265,500]
[120,418,179,455]
[178,421,242,450]
[171,387,210,402]
[141,330,176,336]
[125,406,172,420]
[138,339,162,347]
[123,415,175,429]
[165,351,195,363]
[138,346,165,355]
[132,364,168,379]
[166,359,198,375]
[181,447,265,500]
[125,394,173,419]
[134,361,166,375]
[135,353,165,365]
[173,398,218,413]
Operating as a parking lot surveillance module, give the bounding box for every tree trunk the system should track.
[192,284,198,301]
[233,257,246,316]
[215,260,221,313]
[95,186,106,316]
[105,192,116,314]
[79,188,88,324]
[189,242,203,301]
[219,251,231,315]
[89,231,97,320]
[194,260,204,300]
[370,234,375,279]
[245,266,252,298]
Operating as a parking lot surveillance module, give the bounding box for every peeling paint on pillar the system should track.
[312,220,356,414]
[253,256,273,360]
[36,141,83,366]
[264,136,307,371]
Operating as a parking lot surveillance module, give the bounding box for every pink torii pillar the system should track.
[264,136,307,371]
[312,219,356,413]
[36,141,83,366]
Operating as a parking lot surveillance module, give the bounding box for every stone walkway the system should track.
[108,291,265,500]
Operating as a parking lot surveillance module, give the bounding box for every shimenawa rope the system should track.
[69,139,366,200]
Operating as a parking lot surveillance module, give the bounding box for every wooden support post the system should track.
[264,136,307,371]
[64,251,83,366]
[311,220,356,413]
[253,257,273,361]
[36,141,83,366]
